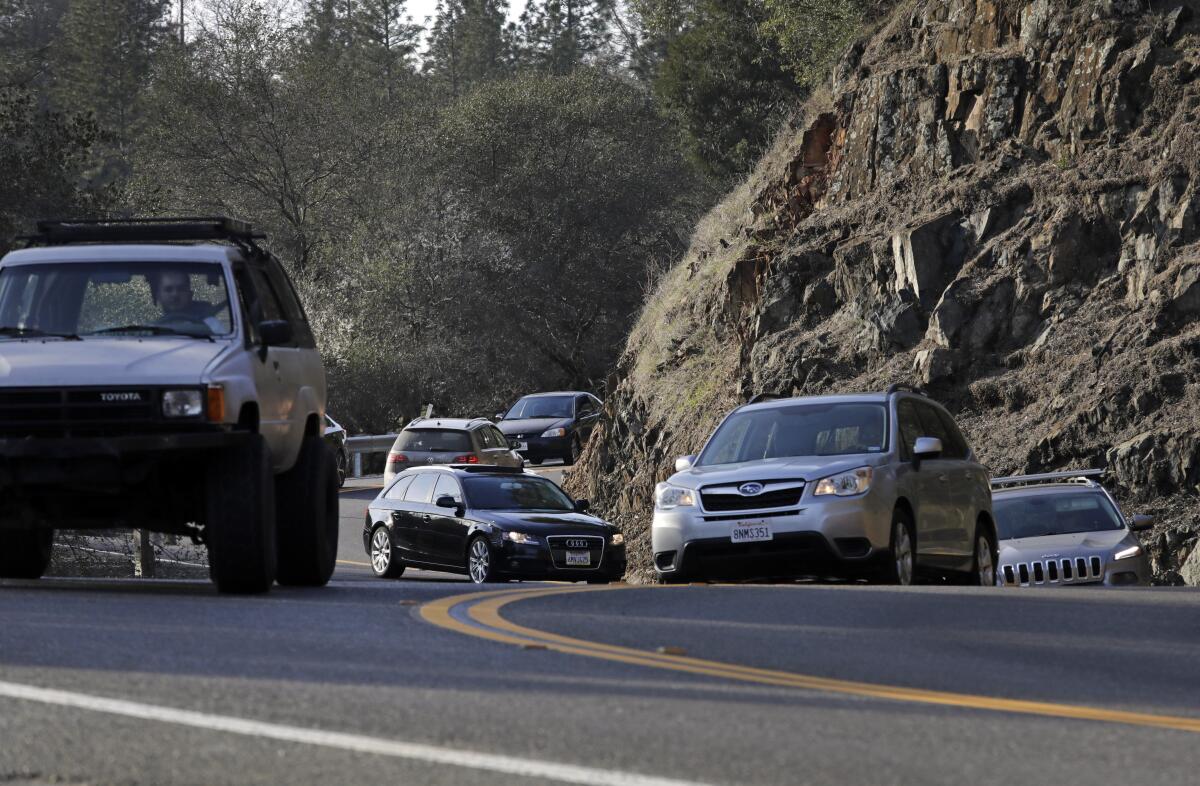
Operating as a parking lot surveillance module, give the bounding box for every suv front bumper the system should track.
[652,495,893,579]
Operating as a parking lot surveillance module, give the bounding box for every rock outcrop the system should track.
[566,0,1200,584]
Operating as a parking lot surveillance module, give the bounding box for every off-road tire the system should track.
[276,434,339,587]
[335,450,348,488]
[0,528,53,579]
[206,434,277,594]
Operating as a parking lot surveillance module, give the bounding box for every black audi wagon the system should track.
[363,465,625,583]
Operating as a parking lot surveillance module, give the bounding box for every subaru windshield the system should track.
[697,402,889,466]
[993,491,1125,539]
[0,262,234,339]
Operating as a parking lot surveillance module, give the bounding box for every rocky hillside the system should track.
[565,0,1200,584]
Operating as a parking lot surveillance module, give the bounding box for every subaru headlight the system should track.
[504,531,541,545]
[1114,545,1142,561]
[609,532,624,546]
[655,483,696,510]
[813,467,873,497]
[541,427,567,438]
[162,389,204,417]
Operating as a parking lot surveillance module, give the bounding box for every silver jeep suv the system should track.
[652,386,995,585]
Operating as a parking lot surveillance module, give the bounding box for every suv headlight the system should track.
[504,531,541,545]
[541,427,567,438]
[813,467,873,497]
[1114,545,1142,560]
[655,483,696,510]
[162,389,204,417]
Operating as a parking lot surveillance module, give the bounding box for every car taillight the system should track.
[453,454,479,464]
[387,452,408,465]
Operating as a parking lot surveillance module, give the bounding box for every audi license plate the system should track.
[731,521,773,543]
[565,550,591,566]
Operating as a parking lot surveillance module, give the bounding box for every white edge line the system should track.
[0,680,709,786]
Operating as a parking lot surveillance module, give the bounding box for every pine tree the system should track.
[515,0,616,74]
[0,0,72,92]
[425,0,511,97]
[353,0,421,99]
[51,0,172,179]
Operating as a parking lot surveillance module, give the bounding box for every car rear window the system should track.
[393,429,471,452]
[993,491,1125,539]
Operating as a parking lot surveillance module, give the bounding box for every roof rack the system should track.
[885,384,927,396]
[446,464,525,473]
[990,469,1106,489]
[747,392,789,405]
[20,217,267,252]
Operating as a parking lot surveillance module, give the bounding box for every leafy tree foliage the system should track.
[424,0,512,96]
[761,0,866,88]
[515,0,618,73]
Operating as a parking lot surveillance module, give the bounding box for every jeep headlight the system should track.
[162,389,204,417]
[541,427,567,438]
[1114,545,1142,561]
[813,467,873,497]
[655,483,696,510]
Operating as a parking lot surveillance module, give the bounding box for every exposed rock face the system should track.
[566,0,1200,583]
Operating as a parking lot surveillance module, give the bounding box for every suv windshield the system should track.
[394,429,472,452]
[463,475,574,512]
[505,396,573,419]
[698,402,888,466]
[993,491,1126,539]
[0,262,234,338]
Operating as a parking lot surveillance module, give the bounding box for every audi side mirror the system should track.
[259,320,293,346]
[675,455,696,473]
[1129,514,1155,531]
[913,437,943,463]
[574,499,590,513]
[435,495,459,509]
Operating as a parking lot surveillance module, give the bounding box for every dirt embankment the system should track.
[566,0,1200,584]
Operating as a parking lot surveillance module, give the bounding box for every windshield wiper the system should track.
[0,326,81,340]
[85,325,213,341]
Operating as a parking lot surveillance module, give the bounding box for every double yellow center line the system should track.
[421,585,1200,735]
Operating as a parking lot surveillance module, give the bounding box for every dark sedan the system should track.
[495,391,602,465]
[363,465,625,583]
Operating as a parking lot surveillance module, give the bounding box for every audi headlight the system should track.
[1114,545,1142,561]
[609,532,624,546]
[162,389,204,417]
[655,483,696,510]
[504,531,541,545]
[813,467,873,497]
[541,427,567,438]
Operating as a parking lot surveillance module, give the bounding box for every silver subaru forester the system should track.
[652,387,995,585]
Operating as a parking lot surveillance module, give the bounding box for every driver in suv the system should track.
[652,386,995,585]
[152,270,225,334]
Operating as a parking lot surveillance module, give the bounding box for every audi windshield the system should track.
[462,476,574,512]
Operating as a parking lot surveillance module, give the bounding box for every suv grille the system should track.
[0,387,181,438]
[1001,556,1104,586]
[700,482,805,512]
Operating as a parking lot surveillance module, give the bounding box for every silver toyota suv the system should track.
[652,386,995,585]
[0,218,338,594]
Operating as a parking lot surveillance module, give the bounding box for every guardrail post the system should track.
[132,529,155,578]
[353,453,363,478]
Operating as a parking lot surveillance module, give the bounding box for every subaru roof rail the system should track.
[747,392,789,405]
[885,384,927,396]
[446,464,525,473]
[990,469,1106,489]
[20,216,268,252]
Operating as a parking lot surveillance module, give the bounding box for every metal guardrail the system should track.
[345,434,397,477]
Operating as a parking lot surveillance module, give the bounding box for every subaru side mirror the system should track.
[1129,514,1155,531]
[913,437,943,465]
[494,412,504,421]
[675,455,696,473]
[574,499,590,513]
[259,320,293,347]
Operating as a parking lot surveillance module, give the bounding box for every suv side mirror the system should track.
[1129,514,1155,531]
[675,455,696,472]
[494,412,504,421]
[259,320,293,346]
[435,495,459,510]
[574,499,590,513]
[913,437,943,464]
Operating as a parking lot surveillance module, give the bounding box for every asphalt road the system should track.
[2,476,1199,786]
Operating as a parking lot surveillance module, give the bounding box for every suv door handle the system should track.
[421,514,432,522]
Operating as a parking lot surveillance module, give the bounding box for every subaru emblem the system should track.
[738,482,764,496]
